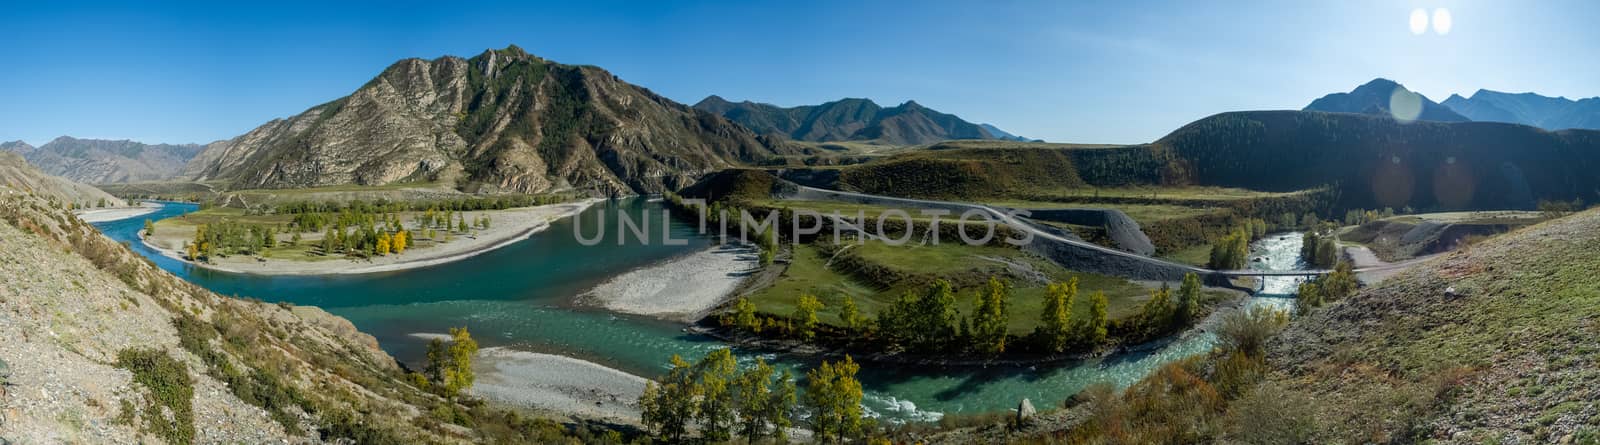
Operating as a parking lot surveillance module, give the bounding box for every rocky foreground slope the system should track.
[0,151,124,207]
[182,45,805,196]
[1264,208,1600,442]
[0,191,612,443]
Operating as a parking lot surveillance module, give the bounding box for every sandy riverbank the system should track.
[143,199,602,275]
[467,347,649,424]
[581,243,759,321]
[74,201,163,223]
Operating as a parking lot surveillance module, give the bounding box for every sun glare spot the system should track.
[1433,8,1453,35]
[1409,8,1429,35]
[1389,88,1424,122]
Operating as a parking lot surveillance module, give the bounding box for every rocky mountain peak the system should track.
[181,47,799,195]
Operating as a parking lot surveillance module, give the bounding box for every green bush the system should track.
[116,348,195,445]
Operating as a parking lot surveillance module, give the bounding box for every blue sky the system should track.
[3,0,1598,146]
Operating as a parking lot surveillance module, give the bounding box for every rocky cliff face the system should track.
[693,96,1000,145]
[183,46,800,195]
[0,151,125,207]
[5,137,203,184]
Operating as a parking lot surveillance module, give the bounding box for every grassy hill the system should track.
[1259,208,1600,442]
[949,207,1600,443]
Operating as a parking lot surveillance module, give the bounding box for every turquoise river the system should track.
[94,198,1304,423]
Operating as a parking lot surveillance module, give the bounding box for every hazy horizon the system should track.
[4,0,1599,146]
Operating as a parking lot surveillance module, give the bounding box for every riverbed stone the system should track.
[1017,398,1036,424]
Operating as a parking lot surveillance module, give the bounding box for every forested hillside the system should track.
[1155,110,1600,210]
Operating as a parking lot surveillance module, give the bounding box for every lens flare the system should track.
[1389,88,1424,122]
[1409,8,1429,35]
[1432,8,1453,35]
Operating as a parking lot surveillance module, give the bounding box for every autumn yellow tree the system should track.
[793,294,823,341]
[375,232,391,256]
[1037,277,1078,353]
[807,355,864,443]
[391,230,408,254]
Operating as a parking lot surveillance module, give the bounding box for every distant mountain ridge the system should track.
[3,136,204,184]
[693,96,1017,145]
[181,45,802,195]
[1304,78,1469,122]
[1442,89,1600,131]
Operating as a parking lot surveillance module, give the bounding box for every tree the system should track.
[733,358,775,442]
[732,297,760,332]
[769,369,798,442]
[972,276,1011,356]
[1086,291,1109,344]
[392,230,408,254]
[289,231,301,247]
[1176,272,1202,326]
[793,294,823,341]
[1321,261,1358,301]
[732,357,795,443]
[694,349,738,442]
[445,327,478,395]
[757,226,778,266]
[457,214,468,232]
[839,295,863,331]
[374,233,391,256]
[806,356,864,443]
[425,327,478,398]
[1141,284,1176,330]
[322,228,337,254]
[1037,277,1078,353]
[1300,232,1322,265]
[1209,229,1251,270]
[1314,237,1339,268]
[877,280,960,351]
[185,242,199,261]
[1295,281,1323,315]
[640,355,698,442]
[143,219,155,237]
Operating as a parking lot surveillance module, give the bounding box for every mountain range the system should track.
[693,96,1019,145]
[179,45,805,195]
[1,137,204,184]
[1303,78,1470,122]
[1442,89,1600,131]
[1305,78,1600,132]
